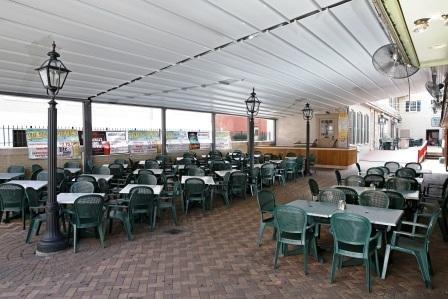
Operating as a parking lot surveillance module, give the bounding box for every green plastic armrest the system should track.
[401,221,429,229]
[394,231,426,239]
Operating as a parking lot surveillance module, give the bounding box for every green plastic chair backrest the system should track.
[36,171,48,181]
[355,162,362,173]
[64,161,80,168]
[395,167,416,179]
[211,160,226,171]
[139,169,155,176]
[92,166,110,175]
[331,213,371,248]
[31,164,43,173]
[364,174,385,188]
[172,181,182,197]
[277,160,287,170]
[188,167,205,176]
[222,172,231,185]
[97,178,109,194]
[274,206,307,242]
[261,163,275,177]
[308,178,319,196]
[335,186,359,204]
[144,160,160,169]
[223,163,232,170]
[0,183,24,210]
[76,175,97,184]
[386,177,413,191]
[31,169,43,180]
[344,175,365,187]
[209,150,223,158]
[179,158,194,165]
[425,208,442,243]
[318,188,345,204]
[7,165,25,173]
[359,190,389,208]
[129,186,154,212]
[286,152,296,157]
[25,187,41,209]
[385,161,400,173]
[73,194,104,226]
[230,171,247,188]
[379,166,390,175]
[366,167,384,176]
[184,178,206,196]
[109,163,124,176]
[256,190,275,213]
[70,181,95,193]
[383,191,405,209]
[405,162,422,170]
[249,167,260,181]
[114,158,127,165]
[308,154,316,164]
[137,174,157,185]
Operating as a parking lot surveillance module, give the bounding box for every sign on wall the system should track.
[128,130,159,154]
[92,131,108,155]
[337,112,348,148]
[106,131,128,154]
[25,129,81,159]
[188,132,200,150]
[216,131,231,150]
[166,130,189,153]
[431,117,441,127]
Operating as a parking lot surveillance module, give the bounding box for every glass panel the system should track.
[254,118,275,142]
[215,114,248,151]
[166,109,211,152]
[405,101,410,112]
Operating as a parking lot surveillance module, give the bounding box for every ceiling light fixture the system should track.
[430,44,447,50]
[442,14,448,25]
[413,18,430,33]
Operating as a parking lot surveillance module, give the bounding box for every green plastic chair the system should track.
[31,164,43,174]
[64,161,80,169]
[364,174,385,188]
[318,188,345,204]
[335,170,343,185]
[405,162,422,171]
[76,175,99,192]
[381,207,441,288]
[274,160,286,185]
[396,167,417,179]
[384,161,400,173]
[69,194,105,253]
[345,175,365,187]
[335,186,359,205]
[7,165,25,175]
[295,157,304,177]
[256,190,276,246]
[187,167,205,176]
[137,174,157,185]
[158,180,181,226]
[383,190,406,210]
[386,177,416,191]
[359,190,389,208]
[70,181,95,193]
[330,213,381,292]
[229,171,247,200]
[0,183,25,229]
[366,167,384,176]
[144,160,160,169]
[184,178,208,214]
[260,163,275,189]
[215,172,231,207]
[308,178,319,201]
[24,187,46,243]
[92,166,110,175]
[273,205,317,274]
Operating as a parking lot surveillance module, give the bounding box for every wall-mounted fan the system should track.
[372,44,418,79]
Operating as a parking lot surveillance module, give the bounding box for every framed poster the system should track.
[128,130,159,154]
[25,129,81,159]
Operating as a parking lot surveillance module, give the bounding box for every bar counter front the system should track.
[255,146,357,169]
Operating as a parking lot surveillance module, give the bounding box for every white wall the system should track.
[276,115,318,146]
[398,93,440,141]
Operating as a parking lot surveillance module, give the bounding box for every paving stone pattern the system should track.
[0,164,448,298]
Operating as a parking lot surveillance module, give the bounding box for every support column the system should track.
[248,115,255,172]
[211,113,216,151]
[37,97,66,254]
[82,99,92,172]
[305,118,311,176]
[161,108,167,155]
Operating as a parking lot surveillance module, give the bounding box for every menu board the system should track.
[106,131,128,154]
[338,112,349,148]
[216,131,231,150]
[25,129,81,159]
[128,130,159,154]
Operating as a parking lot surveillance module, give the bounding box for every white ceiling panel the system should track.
[0,0,432,118]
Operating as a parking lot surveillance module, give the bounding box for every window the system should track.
[357,112,362,144]
[215,114,248,151]
[348,110,355,144]
[166,109,212,152]
[405,100,421,112]
[365,115,369,143]
[254,118,275,142]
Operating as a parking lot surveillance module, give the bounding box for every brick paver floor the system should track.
[1,166,448,298]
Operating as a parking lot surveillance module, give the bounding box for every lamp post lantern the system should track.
[245,88,261,189]
[302,103,313,176]
[35,42,71,253]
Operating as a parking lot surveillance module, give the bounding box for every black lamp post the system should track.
[302,103,313,176]
[245,88,261,187]
[35,42,71,253]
